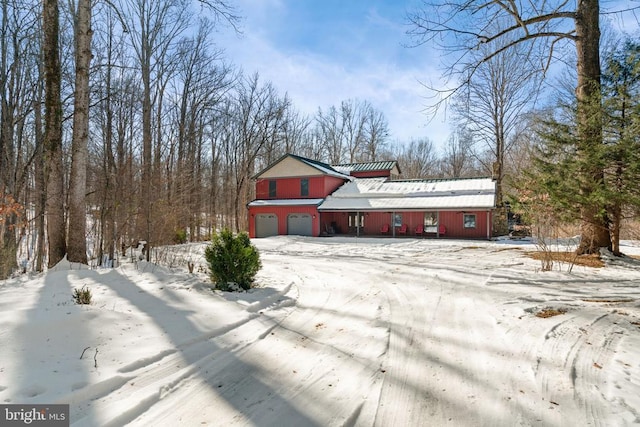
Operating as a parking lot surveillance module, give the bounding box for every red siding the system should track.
[255,179,270,199]
[255,176,345,199]
[248,205,321,238]
[318,210,492,239]
[324,176,347,195]
[438,211,490,239]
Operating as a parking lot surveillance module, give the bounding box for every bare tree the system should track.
[67,0,92,264]
[315,105,344,164]
[0,1,41,276]
[439,127,477,178]
[90,3,140,265]
[340,99,367,163]
[43,0,67,267]
[114,0,236,259]
[362,106,390,162]
[278,107,311,159]
[408,0,640,253]
[171,19,233,241]
[453,39,540,207]
[233,73,289,230]
[314,99,390,164]
[394,138,437,179]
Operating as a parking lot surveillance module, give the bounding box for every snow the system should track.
[318,177,496,211]
[1,236,639,426]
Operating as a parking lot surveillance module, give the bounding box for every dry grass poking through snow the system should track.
[526,251,604,268]
[534,308,568,318]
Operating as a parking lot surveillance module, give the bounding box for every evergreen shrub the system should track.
[204,229,261,291]
[73,285,92,305]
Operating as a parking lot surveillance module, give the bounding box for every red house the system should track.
[248,154,497,239]
[248,154,350,238]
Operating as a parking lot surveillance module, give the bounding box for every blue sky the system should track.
[217,1,640,151]
[217,0,449,147]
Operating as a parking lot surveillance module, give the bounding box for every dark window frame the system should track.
[301,178,309,197]
[268,180,277,198]
[463,213,477,229]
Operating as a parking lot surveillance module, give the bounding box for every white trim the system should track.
[248,198,323,207]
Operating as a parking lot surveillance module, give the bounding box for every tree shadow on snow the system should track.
[12,266,99,425]
[98,267,320,426]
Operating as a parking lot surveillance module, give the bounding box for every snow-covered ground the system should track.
[1,236,639,426]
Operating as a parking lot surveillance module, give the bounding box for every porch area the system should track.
[320,211,446,238]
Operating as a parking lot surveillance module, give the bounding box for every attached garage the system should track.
[287,213,313,236]
[255,214,278,238]
[247,199,324,238]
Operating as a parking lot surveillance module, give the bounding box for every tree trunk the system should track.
[141,47,152,261]
[610,203,621,256]
[67,0,92,264]
[43,0,66,267]
[0,212,18,279]
[34,84,46,273]
[574,0,610,254]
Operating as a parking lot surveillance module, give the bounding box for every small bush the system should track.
[204,229,261,291]
[73,285,92,305]
[174,228,187,244]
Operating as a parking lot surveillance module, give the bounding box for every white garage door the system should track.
[287,213,313,236]
[255,214,278,238]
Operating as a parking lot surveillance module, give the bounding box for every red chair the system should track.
[380,224,390,234]
[397,224,408,235]
[415,224,424,236]
[438,224,446,235]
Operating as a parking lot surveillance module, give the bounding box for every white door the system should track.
[287,213,313,236]
[255,214,278,238]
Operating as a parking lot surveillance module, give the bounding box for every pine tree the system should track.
[529,106,606,229]
[601,39,640,255]
[526,39,640,256]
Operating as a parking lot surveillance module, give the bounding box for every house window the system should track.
[393,213,402,227]
[268,180,276,198]
[301,178,309,197]
[424,212,438,233]
[463,213,476,229]
[348,212,365,228]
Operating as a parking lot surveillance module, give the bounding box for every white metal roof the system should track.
[248,198,324,207]
[318,177,496,211]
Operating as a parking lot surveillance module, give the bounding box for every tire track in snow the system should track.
[372,260,557,427]
[128,255,389,426]
[71,278,300,426]
[373,274,441,426]
[533,309,629,426]
[73,307,299,426]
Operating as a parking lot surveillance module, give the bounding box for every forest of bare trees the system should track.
[1,1,637,277]
[0,0,494,278]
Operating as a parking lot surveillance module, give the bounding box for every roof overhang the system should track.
[317,194,496,212]
[248,198,324,207]
[252,154,351,181]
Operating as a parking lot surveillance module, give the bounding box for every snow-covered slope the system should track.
[1,237,639,426]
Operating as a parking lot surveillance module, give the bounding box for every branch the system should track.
[197,0,243,34]
[99,0,130,32]
[601,5,640,15]
[80,346,91,359]
[480,12,576,46]
[479,31,577,65]
[496,0,529,36]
